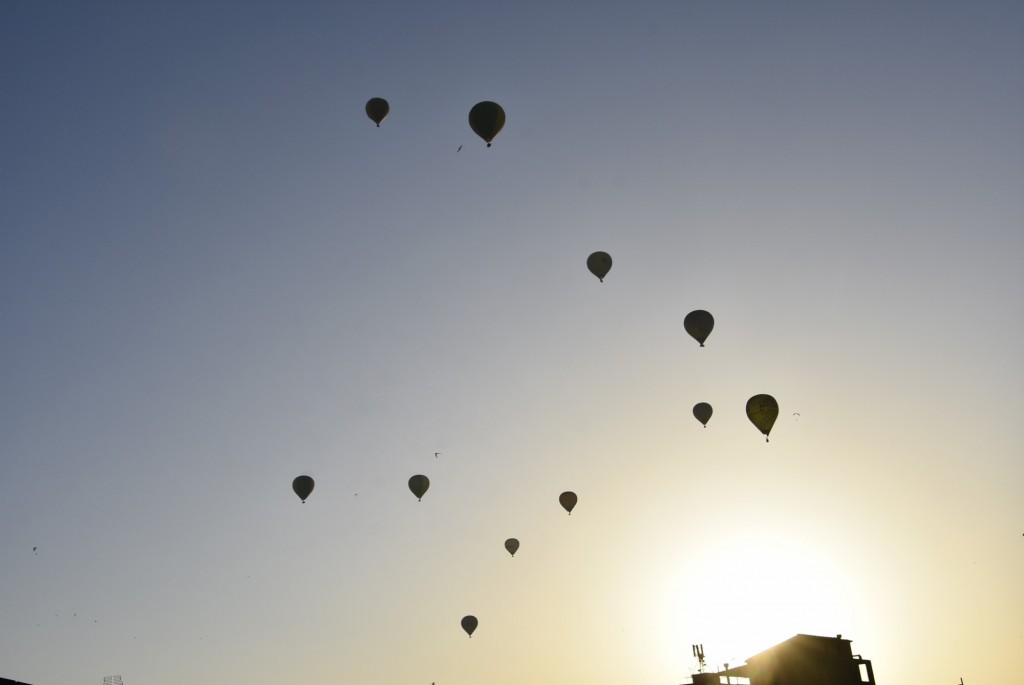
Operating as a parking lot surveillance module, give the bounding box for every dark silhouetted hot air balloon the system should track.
[559,491,577,515]
[468,101,505,147]
[684,310,714,347]
[693,402,713,427]
[365,97,389,127]
[461,615,478,637]
[504,538,520,557]
[408,474,430,501]
[587,251,612,282]
[746,394,779,442]
[292,475,314,503]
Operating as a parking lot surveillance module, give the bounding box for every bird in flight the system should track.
[434,452,441,458]
[457,145,462,152]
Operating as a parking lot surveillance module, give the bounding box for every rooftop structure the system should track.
[685,633,876,685]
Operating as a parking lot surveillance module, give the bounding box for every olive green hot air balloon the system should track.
[468,101,505,147]
[746,394,779,442]
[587,251,612,282]
[408,474,430,501]
[365,97,389,127]
[684,310,714,347]
[461,615,478,637]
[292,475,314,503]
[559,491,577,515]
[693,402,713,427]
[504,538,520,557]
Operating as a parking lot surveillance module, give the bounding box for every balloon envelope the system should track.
[461,615,478,637]
[504,538,520,557]
[468,101,505,146]
[559,491,577,514]
[292,475,314,503]
[684,310,714,347]
[408,474,430,501]
[365,97,389,126]
[746,394,779,441]
[587,251,612,282]
[693,402,713,427]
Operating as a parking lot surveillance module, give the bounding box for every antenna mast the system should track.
[692,644,706,674]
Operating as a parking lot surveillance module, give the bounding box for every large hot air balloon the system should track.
[587,251,612,282]
[559,491,577,515]
[408,475,430,501]
[693,402,713,427]
[746,394,779,442]
[504,538,520,557]
[365,97,389,127]
[461,615,478,637]
[468,101,505,147]
[292,475,314,503]
[684,310,714,347]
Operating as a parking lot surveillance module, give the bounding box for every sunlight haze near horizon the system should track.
[1,2,1022,684]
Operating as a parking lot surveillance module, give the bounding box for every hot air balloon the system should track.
[746,394,779,442]
[559,491,577,515]
[684,310,714,347]
[461,615,478,637]
[365,97,389,127]
[468,101,505,147]
[587,251,612,282]
[292,475,314,503]
[504,538,520,557]
[693,402,713,427]
[408,474,430,501]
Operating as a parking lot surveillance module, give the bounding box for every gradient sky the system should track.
[2,2,1022,684]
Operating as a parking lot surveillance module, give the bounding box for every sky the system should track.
[1,2,1022,684]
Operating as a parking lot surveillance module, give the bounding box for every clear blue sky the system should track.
[2,2,1022,684]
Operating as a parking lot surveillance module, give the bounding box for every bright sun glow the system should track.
[657,529,854,672]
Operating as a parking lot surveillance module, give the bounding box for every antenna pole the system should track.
[692,644,706,674]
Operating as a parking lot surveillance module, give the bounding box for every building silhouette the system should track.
[686,634,876,685]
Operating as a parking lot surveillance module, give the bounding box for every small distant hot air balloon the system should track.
[559,491,577,515]
[587,251,612,282]
[684,310,714,347]
[504,538,520,557]
[468,101,505,147]
[693,402,713,427]
[292,475,314,503]
[461,615,478,637]
[408,474,430,501]
[746,394,779,442]
[365,97,389,127]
